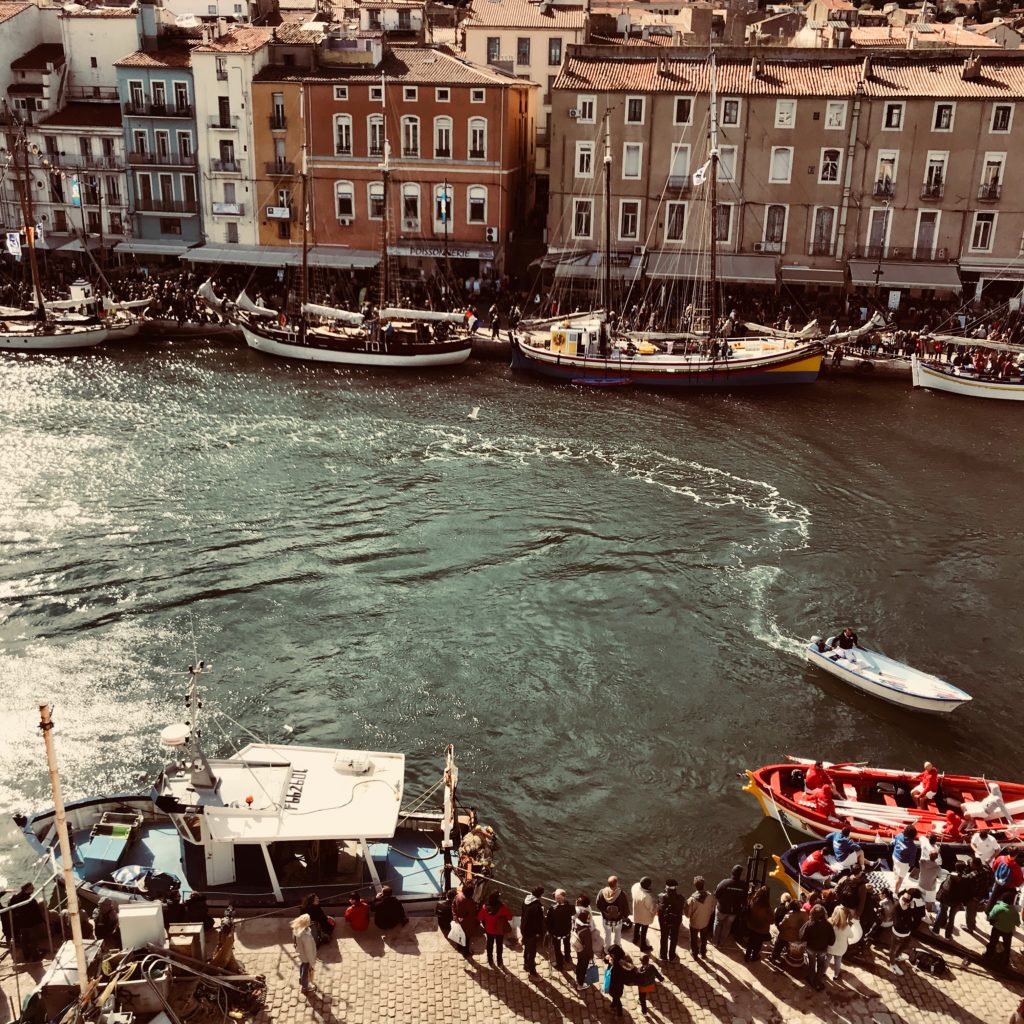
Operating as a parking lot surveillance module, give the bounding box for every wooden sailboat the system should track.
[0,123,108,351]
[512,55,823,388]
[911,333,1024,400]
[237,77,474,368]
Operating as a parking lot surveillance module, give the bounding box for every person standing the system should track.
[684,876,715,960]
[596,876,629,951]
[435,889,455,939]
[986,896,1021,968]
[966,857,994,933]
[92,898,120,948]
[768,897,808,966]
[634,953,663,1017]
[744,886,774,962]
[571,908,596,991]
[713,865,747,948]
[520,885,546,977]
[657,879,684,961]
[290,913,318,994]
[971,828,1000,867]
[932,863,970,939]
[452,881,479,958]
[889,824,920,894]
[604,945,637,1018]
[546,889,574,971]
[478,890,513,967]
[826,905,855,981]
[888,891,918,975]
[800,904,835,991]
[630,878,657,953]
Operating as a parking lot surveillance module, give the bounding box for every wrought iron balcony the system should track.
[269,114,287,130]
[667,174,690,192]
[208,115,239,129]
[124,100,192,118]
[872,178,895,199]
[921,181,944,200]
[129,151,196,167]
[210,159,240,173]
[469,148,485,160]
[135,197,198,214]
[808,241,835,256]
[265,160,295,175]
[978,182,1002,202]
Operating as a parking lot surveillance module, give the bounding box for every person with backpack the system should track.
[657,879,684,961]
[712,864,747,947]
[989,851,1024,911]
[985,895,1021,968]
[835,863,869,920]
[596,876,629,951]
[571,908,597,991]
[966,857,994,933]
[684,876,715,960]
[520,885,546,977]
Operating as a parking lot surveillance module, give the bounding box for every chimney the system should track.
[861,53,872,79]
[217,16,228,38]
[750,55,758,78]
[962,52,982,80]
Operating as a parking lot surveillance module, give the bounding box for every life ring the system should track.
[278,313,287,329]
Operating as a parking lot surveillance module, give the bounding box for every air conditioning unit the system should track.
[340,217,351,226]
[937,247,947,259]
[753,241,766,253]
[484,226,499,243]
[568,107,579,118]
[632,245,646,256]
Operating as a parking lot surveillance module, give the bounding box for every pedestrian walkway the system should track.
[229,918,1023,1024]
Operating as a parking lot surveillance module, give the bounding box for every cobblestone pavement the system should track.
[227,918,1022,1024]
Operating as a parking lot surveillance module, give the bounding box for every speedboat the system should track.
[806,635,972,714]
[16,664,494,913]
[743,757,1024,843]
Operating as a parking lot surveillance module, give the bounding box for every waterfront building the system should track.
[114,46,201,260]
[251,40,537,284]
[548,45,1024,306]
[462,0,587,201]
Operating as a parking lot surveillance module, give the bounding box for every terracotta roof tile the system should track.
[194,26,274,52]
[556,49,1024,98]
[467,0,586,31]
[114,47,195,68]
[0,3,30,26]
[61,6,136,16]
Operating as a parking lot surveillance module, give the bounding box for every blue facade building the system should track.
[114,47,202,258]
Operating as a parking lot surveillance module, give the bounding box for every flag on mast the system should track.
[692,160,711,187]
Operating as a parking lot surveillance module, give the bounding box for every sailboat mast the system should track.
[708,52,719,344]
[300,145,309,336]
[378,72,390,308]
[38,705,89,994]
[16,129,44,316]
[602,112,611,316]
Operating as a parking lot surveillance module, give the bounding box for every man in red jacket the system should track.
[911,761,940,809]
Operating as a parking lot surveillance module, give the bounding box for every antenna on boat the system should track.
[160,661,218,790]
[37,705,89,995]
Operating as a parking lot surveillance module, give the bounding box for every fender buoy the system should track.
[278,313,287,329]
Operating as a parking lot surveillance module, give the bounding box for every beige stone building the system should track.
[547,45,1024,302]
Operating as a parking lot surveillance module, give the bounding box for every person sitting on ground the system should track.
[910,761,940,810]
[371,885,408,932]
[344,891,370,933]
[300,893,335,945]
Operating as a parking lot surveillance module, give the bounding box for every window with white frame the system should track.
[665,201,686,242]
[811,206,835,255]
[819,147,841,183]
[825,101,847,130]
[775,99,796,129]
[867,206,890,255]
[436,87,450,103]
[468,117,486,159]
[434,116,452,158]
[468,186,487,223]
[334,86,348,101]
[404,87,418,102]
[368,182,384,219]
[335,180,355,220]
[625,96,644,124]
[769,147,792,183]
[575,141,594,178]
[763,204,787,249]
[470,88,485,103]
[572,198,593,239]
[914,210,939,259]
[401,116,419,157]
[548,37,562,66]
[434,183,453,227]
[924,152,947,197]
[721,98,740,126]
[401,182,420,229]
[177,131,193,159]
[982,152,1005,186]
[622,142,642,179]
[933,102,954,132]
[669,144,689,184]
[577,95,596,122]
[718,145,737,183]
[619,199,640,240]
[334,114,353,156]
[715,203,733,244]
[368,115,385,157]
[876,150,898,194]
[370,85,383,101]
[971,211,996,252]
[674,96,693,126]
[883,102,904,130]
[992,103,1013,133]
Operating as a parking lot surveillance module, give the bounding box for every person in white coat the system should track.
[826,905,855,981]
[630,877,658,953]
[291,913,318,994]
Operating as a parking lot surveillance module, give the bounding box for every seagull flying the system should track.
[467,407,480,421]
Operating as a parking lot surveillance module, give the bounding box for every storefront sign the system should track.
[213,202,241,215]
[388,243,495,261]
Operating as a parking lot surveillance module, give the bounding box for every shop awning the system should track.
[780,265,846,287]
[56,237,104,254]
[848,259,961,291]
[959,261,1024,282]
[181,244,300,267]
[308,248,379,270]
[551,251,644,282]
[113,240,192,257]
[646,252,776,283]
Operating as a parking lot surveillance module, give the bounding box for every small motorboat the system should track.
[743,757,1024,843]
[806,634,972,714]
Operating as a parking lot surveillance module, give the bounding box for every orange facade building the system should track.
[252,44,537,287]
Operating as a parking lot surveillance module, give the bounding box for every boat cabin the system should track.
[550,323,604,357]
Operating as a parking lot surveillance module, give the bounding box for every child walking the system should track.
[635,952,663,1016]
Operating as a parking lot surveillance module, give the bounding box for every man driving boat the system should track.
[830,627,860,662]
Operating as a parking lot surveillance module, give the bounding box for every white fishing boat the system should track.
[911,354,1024,401]
[16,663,494,913]
[806,635,972,713]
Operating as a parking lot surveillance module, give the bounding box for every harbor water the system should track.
[1,339,1022,895]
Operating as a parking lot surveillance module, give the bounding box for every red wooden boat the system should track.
[743,758,1024,844]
